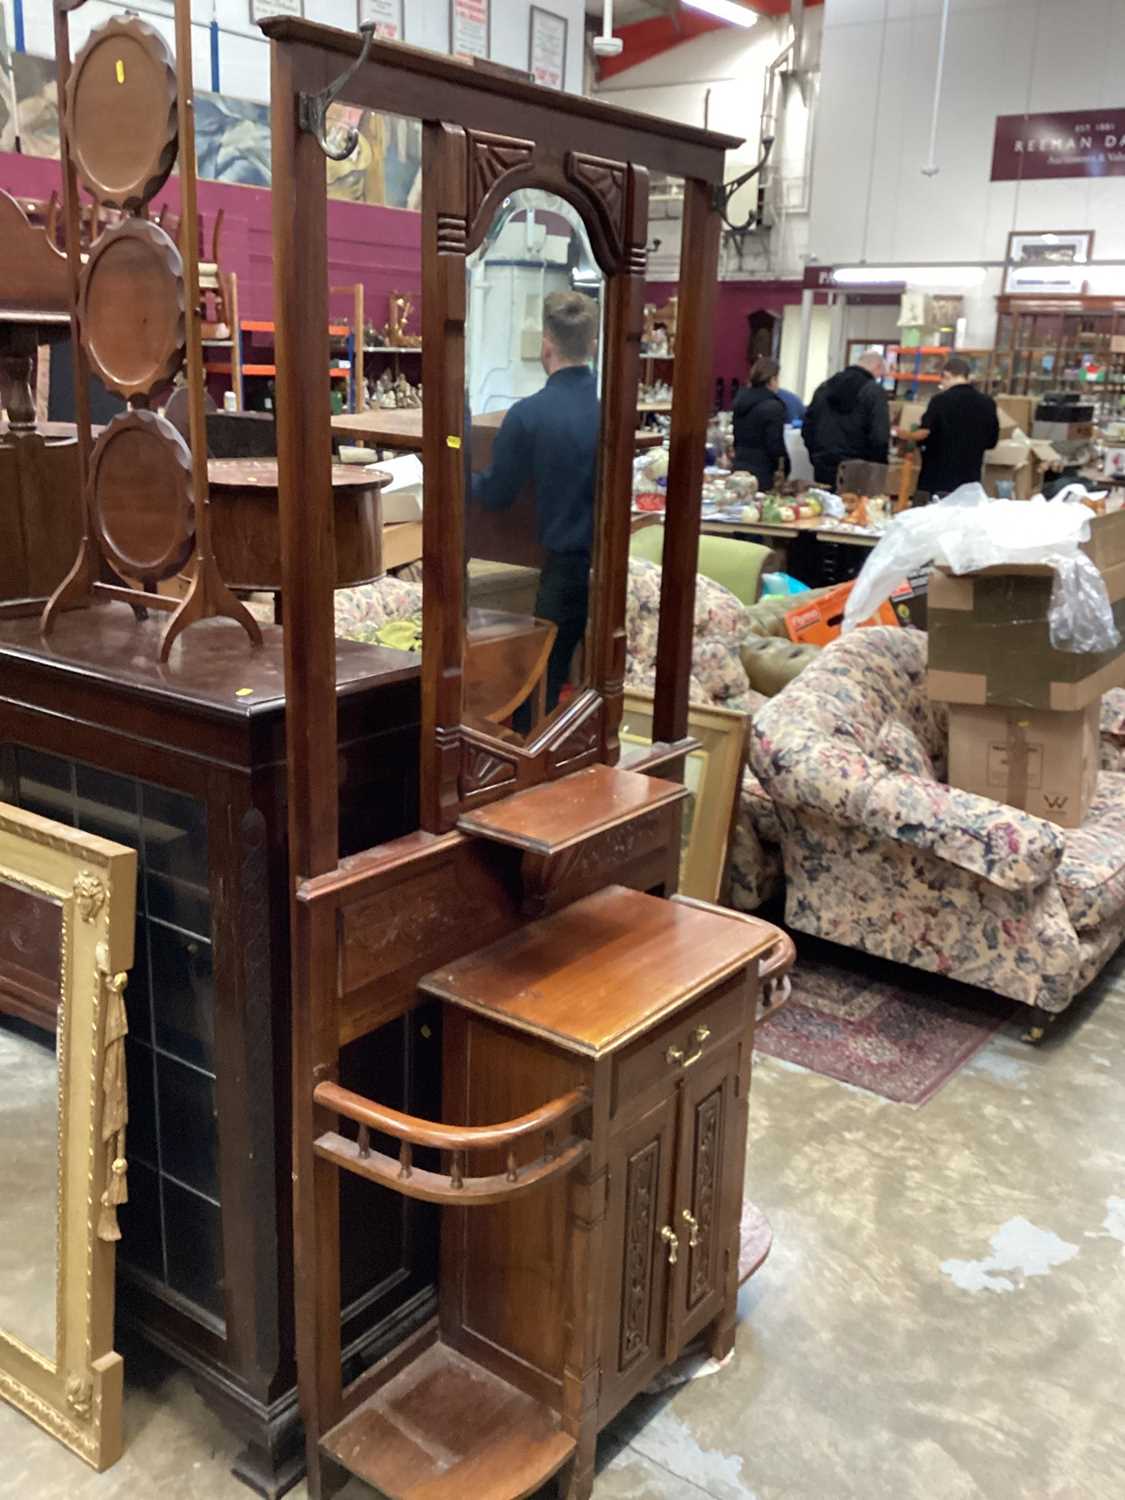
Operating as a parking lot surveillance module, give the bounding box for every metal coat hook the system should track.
[713,135,774,235]
[298,23,376,161]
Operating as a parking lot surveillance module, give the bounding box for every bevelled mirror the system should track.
[420,123,649,830]
[0,804,135,1471]
[464,190,605,745]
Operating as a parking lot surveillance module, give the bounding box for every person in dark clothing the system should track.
[801,349,891,488]
[902,355,1000,497]
[732,357,790,492]
[471,289,599,717]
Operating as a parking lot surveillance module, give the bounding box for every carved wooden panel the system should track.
[465,130,535,230]
[565,152,628,266]
[687,1086,722,1310]
[619,1138,659,1371]
[460,742,519,799]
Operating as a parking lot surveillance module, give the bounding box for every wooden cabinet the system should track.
[298,886,792,1500]
[0,608,427,1498]
[600,988,750,1429]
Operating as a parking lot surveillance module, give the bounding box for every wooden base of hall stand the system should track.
[265,19,795,1500]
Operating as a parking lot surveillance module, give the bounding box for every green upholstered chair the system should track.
[628,523,777,605]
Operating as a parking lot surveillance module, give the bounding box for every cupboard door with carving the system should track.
[669,1046,740,1357]
[598,1091,678,1426]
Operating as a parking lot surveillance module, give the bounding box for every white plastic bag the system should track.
[842,486,1120,653]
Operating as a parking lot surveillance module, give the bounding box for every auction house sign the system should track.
[992,110,1125,180]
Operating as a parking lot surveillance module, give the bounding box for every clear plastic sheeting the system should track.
[843,484,1121,654]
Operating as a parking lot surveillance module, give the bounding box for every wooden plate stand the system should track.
[43,1,261,661]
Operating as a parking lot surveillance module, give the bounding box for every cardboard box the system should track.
[381,520,423,571]
[995,394,1034,434]
[926,511,1125,711]
[947,701,1099,828]
[983,433,1063,498]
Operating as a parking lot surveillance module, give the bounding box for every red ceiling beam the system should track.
[595,1,823,83]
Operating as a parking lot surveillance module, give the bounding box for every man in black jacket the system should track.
[903,355,1000,497]
[801,349,891,488]
[471,290,599,715]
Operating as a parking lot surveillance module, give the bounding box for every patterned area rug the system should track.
[754,935,1016,1105]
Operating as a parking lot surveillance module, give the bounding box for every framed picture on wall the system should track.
[1003,229,1094,295]
[358,0,403,38]
[529,6,567,90]
[619,692,748,903]
[451,0,489,59]
[250,0,303,24]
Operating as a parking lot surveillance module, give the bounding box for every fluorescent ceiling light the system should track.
[681,0,758,28]
[831,265,986,288]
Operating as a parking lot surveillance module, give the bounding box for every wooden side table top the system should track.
[208,457,391,491]
[419,882,775,1057]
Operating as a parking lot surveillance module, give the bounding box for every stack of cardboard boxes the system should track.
[927,512,1125,828]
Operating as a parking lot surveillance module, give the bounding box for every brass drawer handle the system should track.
[659,1225,679,1265]
[681,1209,701,1249]
[666,1025,711,1069]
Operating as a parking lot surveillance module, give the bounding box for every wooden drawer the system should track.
[610,972,749,1121]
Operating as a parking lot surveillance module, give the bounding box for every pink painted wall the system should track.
[0,150,421,336]
[646,278,804,407]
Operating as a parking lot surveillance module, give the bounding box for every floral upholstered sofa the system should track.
[749,625,1125,1032]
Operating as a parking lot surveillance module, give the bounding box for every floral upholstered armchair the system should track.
[749,626,1125,1035]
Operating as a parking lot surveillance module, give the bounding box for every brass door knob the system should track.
[681,1209,701,1249]
[659,1225,679,1265]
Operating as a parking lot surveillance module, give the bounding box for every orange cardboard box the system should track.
[785,580,898,647]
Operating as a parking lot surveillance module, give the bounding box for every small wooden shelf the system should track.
[321,1342,574,1500]
[456,763,686,857]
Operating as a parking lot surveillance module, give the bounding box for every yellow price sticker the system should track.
[115,59,125,84]
[446,435,462,450]
[235,688,254,698]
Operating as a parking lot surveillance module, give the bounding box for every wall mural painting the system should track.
[13,51,58,159]
[4,49,419,210]
[0,6,16,154]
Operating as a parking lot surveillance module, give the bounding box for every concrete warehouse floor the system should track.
[4,952,1124,1500]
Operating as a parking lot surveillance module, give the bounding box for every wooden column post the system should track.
[652,178,721,746]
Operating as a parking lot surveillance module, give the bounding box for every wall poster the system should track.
[251,0,303,22]
[358,0,403,39]
[451,0,489,60]
[529,6,566,90]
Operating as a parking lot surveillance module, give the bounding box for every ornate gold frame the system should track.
[0,803,136,1470]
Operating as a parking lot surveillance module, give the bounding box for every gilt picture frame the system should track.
[619,692,748,902]
[0,804,135,1470]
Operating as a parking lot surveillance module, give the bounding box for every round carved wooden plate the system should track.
[89,410,195,584]
[78,219,185,400]
[65,16,178,210]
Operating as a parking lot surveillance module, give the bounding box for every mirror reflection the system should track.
[0,879,62,1362]
[464,190,604,742]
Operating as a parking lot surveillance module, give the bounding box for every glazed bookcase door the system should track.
[598,1091,677,1425]
[0,801,135,1471]
[667,1047,737,1357]
[420,121,649,831]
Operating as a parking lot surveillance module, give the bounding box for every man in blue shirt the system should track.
[471,290,600,717]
